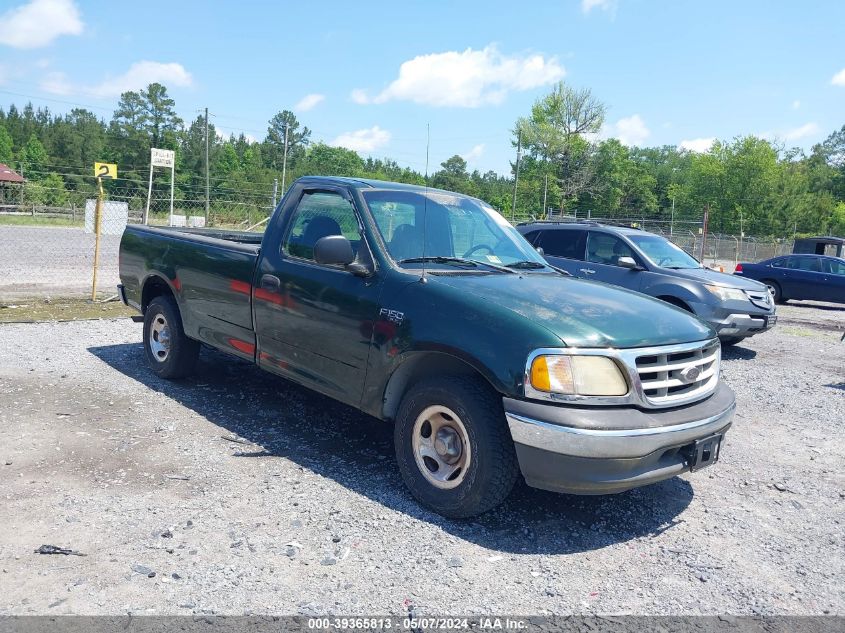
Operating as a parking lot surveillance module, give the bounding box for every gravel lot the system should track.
[0,302,842,616]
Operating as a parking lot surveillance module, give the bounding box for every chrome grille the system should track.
[744,288,772,310]
[635,340,720,407]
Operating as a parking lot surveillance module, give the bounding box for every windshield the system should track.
[628,234,701,269]
[362,189,547,269]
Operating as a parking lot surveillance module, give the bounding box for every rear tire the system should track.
[762,279,786,304]
[143,295,199,379]
[394,376,519,519]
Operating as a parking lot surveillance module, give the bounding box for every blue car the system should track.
[734,254,845,305]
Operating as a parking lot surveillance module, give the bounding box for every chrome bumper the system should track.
[507,401,734,459]
[504,383,736,494]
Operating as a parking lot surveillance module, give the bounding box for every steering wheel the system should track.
[658,257,673,266]
[463,244,494,258]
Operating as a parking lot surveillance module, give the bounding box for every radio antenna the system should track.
[420,123,430,283]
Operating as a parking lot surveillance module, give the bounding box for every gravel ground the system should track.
[0,302,842,616]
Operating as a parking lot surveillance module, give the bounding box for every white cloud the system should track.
[791,100,801,110]
[39,71,72,95]
[582,0,617,15]
[350,89,369,105]
[90,61,193,97]
[331,126,391,153]
[352,45,565,108]
[782,122,819,141]
[679,137,715,153]
[295,93,324,112]
[607,114,650,146]
[0,0,83,49]
[831,68,845,86]
[462,144,485,164]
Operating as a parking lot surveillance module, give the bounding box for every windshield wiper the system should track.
[505,260,547,270]
[399,256,515,273]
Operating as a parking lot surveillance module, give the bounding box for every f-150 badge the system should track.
[379,308,404,325]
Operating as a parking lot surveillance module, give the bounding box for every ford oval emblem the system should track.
[679,366,701,384]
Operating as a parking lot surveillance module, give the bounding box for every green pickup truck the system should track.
[118,176,736,518]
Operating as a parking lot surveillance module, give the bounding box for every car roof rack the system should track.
[516,218,643,230]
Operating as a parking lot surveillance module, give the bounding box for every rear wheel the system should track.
[394,376,519,518]
[143,295,199,379]
[762,279,786,304]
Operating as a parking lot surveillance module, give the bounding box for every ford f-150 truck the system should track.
[118,176,736,518]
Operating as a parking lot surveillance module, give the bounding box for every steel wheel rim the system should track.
[149,314,171,363]
[411,405,471,490]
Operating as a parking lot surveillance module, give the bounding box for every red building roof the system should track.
[0,163,25,183]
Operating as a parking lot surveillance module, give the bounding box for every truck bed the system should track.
[119,224,261,359]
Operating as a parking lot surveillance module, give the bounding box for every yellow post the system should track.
[91,177,104,301]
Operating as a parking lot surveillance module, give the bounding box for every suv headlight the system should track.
[527,354,628,397]
[704,284,747,302]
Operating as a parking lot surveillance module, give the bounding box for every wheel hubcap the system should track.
[149,314,171,362]
[412,405,471,489]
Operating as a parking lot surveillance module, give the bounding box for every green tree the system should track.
[514,82,606,213]
[0,125,13,164]
[299,143,363,177]
[264,110,310,169]
[431,155,477,195]
[20,134,48,177]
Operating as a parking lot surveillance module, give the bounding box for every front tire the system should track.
[763,279,786,304]
[143,295,199,379]
[394,376,519,518]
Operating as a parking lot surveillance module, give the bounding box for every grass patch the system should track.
[781,326,841,339]
[0,215,84,227]
[0,297,136,322]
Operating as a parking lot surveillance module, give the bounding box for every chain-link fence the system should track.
[0,183,275,301]
[0,182,799,301]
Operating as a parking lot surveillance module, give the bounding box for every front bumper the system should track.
[712,312,777,338]
[505,382,736,495]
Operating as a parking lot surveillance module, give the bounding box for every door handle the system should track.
[579,268,596,275]
[260,274,281,291]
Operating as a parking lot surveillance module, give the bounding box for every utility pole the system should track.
[272,178,279,209]
[281,123,289,194]
[511,129,522,222]
[542,173,548,220]
[204,107,210,222]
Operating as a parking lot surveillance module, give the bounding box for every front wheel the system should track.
[394,376,519,518]
[763,279,786,304]
[143,295,199,379]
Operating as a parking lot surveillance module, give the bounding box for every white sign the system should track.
[151,148,175,168]
[84,200,129,235]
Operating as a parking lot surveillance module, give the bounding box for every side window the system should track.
[770,258,786,268]
[521,230,540,246]
[586,232,636,265]
[822,259,845,275]
[792,256,821,272]
[282,191,360,261]
[537,230,586,259]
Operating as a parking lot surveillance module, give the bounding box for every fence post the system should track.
[91,179,105,301]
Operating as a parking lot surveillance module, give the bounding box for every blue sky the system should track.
[0,0,843,175]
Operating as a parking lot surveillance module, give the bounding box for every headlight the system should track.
[528,354,628,397]
[704,284,747,302]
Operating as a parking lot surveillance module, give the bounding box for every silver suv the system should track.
[518,221,777,346]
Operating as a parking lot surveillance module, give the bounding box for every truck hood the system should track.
[431,272,714,348]
[661,266,766,290]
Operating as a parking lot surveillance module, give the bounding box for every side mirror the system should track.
[617,256,640,270]
[314,235,354,266]
[536,246,545,256]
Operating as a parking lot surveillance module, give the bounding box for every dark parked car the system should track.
[734,254,845,304]
[518,221,776,346]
